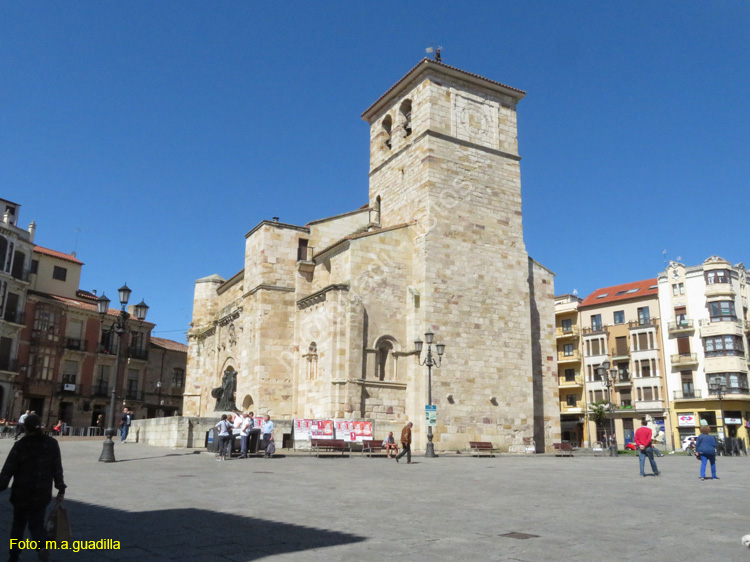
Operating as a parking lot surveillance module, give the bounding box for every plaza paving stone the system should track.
[0,439,748,561]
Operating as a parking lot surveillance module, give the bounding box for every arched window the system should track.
[382,115,392,149]
[242,394,254,410]
[375,195,382,224]
[399,99,412,137]
[377,340,394,381]
[306,342,318,380]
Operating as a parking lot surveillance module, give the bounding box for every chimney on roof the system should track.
[28,221,36,243]
[92,289,97,296]
[71,251,76,258]
[272,217,279,222]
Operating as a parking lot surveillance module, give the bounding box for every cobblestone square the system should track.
[0,440,747,561]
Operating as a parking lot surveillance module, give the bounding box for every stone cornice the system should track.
[352,379,408,390]
[243,284,295,298]
[297,284,350,310]
[218,308,242,327]
[368,129,521,177]
[244,220,310,239]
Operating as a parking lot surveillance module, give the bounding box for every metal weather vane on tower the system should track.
[425,45,442,62]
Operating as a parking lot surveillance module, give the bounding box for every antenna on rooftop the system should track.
[425,45,442,62]
[73,227,81,254]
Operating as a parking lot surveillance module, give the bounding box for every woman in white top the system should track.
[215,414,233,461]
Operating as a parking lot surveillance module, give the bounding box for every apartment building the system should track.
[554,294,584,446]
[579,279,671,448]
[658,256,750,447]
[0,199,36,419]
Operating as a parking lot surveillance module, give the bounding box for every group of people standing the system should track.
[215,411,274,461]
[635,419,720,481]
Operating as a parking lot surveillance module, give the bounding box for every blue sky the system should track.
[2,3,749,342]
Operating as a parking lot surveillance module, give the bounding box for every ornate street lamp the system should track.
[97,284,149,462]
[414,330,446,458]
[709,380,727,440]
[598,360,618,457]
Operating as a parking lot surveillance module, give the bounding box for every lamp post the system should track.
[598,360,618,457]
[709,380,727,441]
[96,284,149,462]
[414,331,446,458]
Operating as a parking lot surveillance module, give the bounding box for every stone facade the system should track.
[185,59,559,452]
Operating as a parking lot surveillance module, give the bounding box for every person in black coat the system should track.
[0,414,66,562]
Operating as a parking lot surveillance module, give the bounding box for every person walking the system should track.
[0,414,67,562]
[695,425,718,481]
[119,407,132,443]
[635,419,659,477]
[395,422,413,464]
[215,414,233,461]
[14,410,29,441]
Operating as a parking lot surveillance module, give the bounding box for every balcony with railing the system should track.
[98,343,117,355]
[0,357,18,373]
[671,353,698,367]
[628,318,659,330]
[611,347,630,361]
[128,347,149,361]
[125,389,144,401]
[2,308,25,325]
[91,382,110,398]
[558,374,583,388]
[635,399,664,411]
[9,267,31,283]
[614,374,632,387]
[557,350,581,363]
[65,338,88,352]
[673,389,702,400]
[668,319,694,334]
[560,400,584,413]
[22,378,54,395]
[582,326,608,336]
[555,326,580,339]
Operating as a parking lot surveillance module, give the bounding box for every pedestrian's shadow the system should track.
[0,500,366,561]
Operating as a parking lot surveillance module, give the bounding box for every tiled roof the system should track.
[150,336,188,353]
[76,289,98,300]
[33,246,83,265]
[362,58,525,120]
[579,278,659,308]
[27,290,155,326]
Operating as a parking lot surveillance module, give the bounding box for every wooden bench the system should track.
[361,439,386,457]
[468,441,499,457]
[553,442,574,457]
[310,438,350,457]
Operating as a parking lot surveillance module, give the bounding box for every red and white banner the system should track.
[334,420,373,442]
[293,419,334,441]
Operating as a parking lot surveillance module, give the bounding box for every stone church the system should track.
[185,59,559,452]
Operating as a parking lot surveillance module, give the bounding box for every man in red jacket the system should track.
[634,419,660,477]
